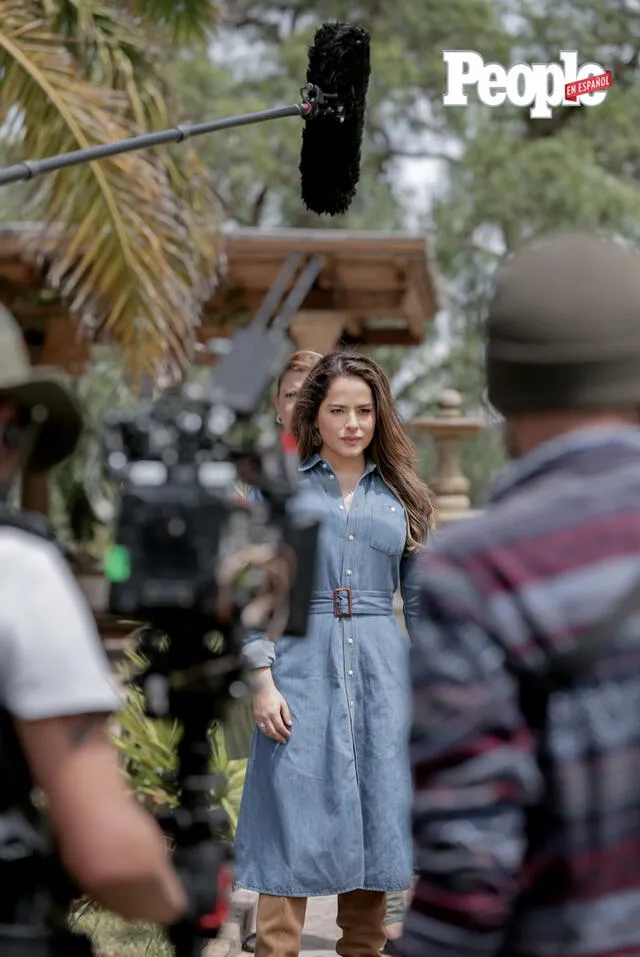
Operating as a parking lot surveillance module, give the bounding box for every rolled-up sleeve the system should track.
[240,485,275,670]
[396,553,543,957]
[242,630,276,670]
[400,552,422,640]
[240,482,321,671]
[400,531,435,640]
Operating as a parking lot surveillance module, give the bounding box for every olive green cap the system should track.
[486,232,640,412]
[0,304,82,469]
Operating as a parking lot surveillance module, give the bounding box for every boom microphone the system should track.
[0,22,371,218]
[300,22,370,216]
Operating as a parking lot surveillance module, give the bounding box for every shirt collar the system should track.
[299,452,322,472]
[299,453,377,476]
[491,424,640,503]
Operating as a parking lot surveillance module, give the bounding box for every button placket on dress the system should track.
[341,477,362,779]
[343,473,371,722]
[321,462,368,712]
[345,524,356,714]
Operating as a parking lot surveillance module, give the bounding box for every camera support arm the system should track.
[206,251,325,418]
[105,248,325,957]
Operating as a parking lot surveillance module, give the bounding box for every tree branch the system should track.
[223,16,283,42]
[374,126,459,165]
[523,102,582,139]
[250,184,270,225]
[387,146,460,162]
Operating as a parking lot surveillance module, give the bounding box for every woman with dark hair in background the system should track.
[234,351,433,957]
[233,350,322,504]
[236,348,322,954]
[274,349,323,432]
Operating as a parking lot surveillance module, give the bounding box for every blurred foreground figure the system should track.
[399,233,640,957]
[0,306,235,952]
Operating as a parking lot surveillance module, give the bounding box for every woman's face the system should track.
[316,375,376,463]
[275,369,309,431]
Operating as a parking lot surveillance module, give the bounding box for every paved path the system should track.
[207,892,340,957]
[298,896,340,955]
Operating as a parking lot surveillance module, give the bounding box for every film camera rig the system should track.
[101,251,323,956]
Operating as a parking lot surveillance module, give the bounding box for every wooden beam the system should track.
[402,281,427,338]
[223,227,434,258]
[227,259,404,294]
[343,316,362,338]
[39,313,91,371]
[405,257,440,329]
[0,262,35,283]
[359,328,422,346]
[0,224,442,363]
[334,261,403,292]
[206,287,405,316]
[290,310,347,353]
[21,469,50,516]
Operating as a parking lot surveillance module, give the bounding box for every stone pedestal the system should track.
[411,388,484,524]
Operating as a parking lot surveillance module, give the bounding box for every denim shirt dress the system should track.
[233,454,420,897]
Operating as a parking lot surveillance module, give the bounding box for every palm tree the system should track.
[0,0,222,381]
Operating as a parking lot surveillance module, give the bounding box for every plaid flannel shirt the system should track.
[398,425,640,957]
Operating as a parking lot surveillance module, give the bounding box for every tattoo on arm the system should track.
[66,714,104,748]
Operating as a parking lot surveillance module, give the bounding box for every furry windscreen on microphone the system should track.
[299,21,371,217]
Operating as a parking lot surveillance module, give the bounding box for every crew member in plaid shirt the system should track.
[398,232,640,957]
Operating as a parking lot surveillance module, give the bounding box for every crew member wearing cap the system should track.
[0,306,222,939]
[397,233,640,957]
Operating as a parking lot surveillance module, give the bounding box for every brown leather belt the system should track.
[332,587,353,618]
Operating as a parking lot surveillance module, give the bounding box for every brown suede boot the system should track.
[255,894,307,957]
[336,889,387,957]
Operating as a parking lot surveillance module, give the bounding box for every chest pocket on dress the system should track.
[370,502,406,556]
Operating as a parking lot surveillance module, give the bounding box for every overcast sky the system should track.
[396,156,446,231]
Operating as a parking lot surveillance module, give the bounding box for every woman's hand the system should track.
[251,668,292,744]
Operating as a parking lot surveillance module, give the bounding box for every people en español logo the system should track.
[442,51,613,118]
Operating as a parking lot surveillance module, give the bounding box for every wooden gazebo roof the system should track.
[0,223,442,368]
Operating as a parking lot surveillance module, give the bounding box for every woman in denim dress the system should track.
[234,352,433,957]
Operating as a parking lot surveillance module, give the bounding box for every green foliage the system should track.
[114,646,247,835]
[429,8,640,431]
[0,0,222,379]
[49,350,135,559]
[162,0,640,499]
[33,0,640,506]
[73,905,169,957]
[126,0,221,45]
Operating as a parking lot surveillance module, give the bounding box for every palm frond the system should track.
[43,0,156,94]
[126,0,221,44]
[40,0,219,86]
[34,1,225,315]
[0,1,220,380]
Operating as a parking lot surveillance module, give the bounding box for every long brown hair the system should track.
[291,351,434,550]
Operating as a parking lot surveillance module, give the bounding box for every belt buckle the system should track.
[333,587,353,618]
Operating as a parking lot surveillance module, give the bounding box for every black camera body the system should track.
[102,386,320,637]
[108,479,247,618]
